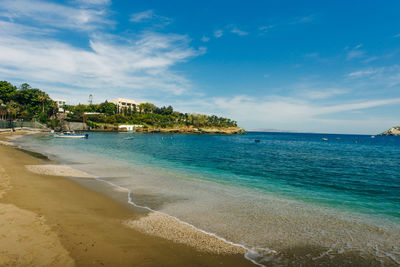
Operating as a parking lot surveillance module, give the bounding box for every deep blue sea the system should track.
[17,132,400,265]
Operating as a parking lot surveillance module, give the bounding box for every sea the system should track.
[15,132,400,266]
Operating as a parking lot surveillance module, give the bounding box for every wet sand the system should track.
[0,132,253,266]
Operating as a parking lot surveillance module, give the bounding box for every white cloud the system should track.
[303,89,347,99]
[73,0,111,7]
[363,56,379,63]
[346,44,365,60]
[0,16,202,100]
[346,65,400,87]
[0,0,204,102]
[347,50,364,60]
[231,27,248,36]
[130,9,172,26]
[0,0,113,31]
[214,30,223,38]
[259,25,274,34]
[130,10,155,22]
[348,68,381,78]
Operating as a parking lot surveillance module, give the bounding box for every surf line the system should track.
[95,177,276,267]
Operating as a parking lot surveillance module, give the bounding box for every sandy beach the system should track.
[0,132,253,266]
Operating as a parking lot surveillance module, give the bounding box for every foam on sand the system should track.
[25,164,95,178]
[123,212,247,255]
[0,141,12,146]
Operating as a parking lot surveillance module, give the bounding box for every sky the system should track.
[0,0,400,134]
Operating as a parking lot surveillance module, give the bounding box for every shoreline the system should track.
[0,132,254,266]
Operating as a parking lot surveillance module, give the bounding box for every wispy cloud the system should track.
[73,0,111,7]
[303,88,348,99]
[348,68,382,78]
[130,9,172,27]
[346,65,400,89]
[363,56,379,63]
[130,10,154,22]
[0,0,113,31]
[0,28,202,95]
[346,44,365,60]
[258,25,275,35]
[0,1,204,102]
[214,29,223,38]
[230,27,248,36]
[394,33,400,38]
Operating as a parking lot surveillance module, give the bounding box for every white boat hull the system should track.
[54,134,88,138]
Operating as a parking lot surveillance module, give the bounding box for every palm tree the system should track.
[0,100,6,120]
[6,101,19,121]
[37,92,47,113]
[48,101,58,119]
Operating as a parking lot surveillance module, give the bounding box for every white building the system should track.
[111,98,145,113]
[54,99,66,112]
[118,124,143,131]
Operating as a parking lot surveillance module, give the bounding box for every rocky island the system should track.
[378,126,400,136]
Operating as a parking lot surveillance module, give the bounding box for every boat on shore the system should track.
[54,131,88,139]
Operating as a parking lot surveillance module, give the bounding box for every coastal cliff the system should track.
[138,126,246,135]
[88,125,246,135]
[378,126,400,136]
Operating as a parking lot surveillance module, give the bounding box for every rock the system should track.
[378,126,400,136]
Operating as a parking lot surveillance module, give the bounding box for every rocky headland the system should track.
[378,126,400,136]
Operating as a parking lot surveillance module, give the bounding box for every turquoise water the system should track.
[17,132,400,265]
[33,132,400,220]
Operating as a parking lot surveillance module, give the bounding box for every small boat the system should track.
[371,135,375,138]
[322,138,328,141]
[54,131,88,138]
[254,139,261,143]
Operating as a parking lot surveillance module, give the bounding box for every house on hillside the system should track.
[112,98,145,113]
[54,99,66,112]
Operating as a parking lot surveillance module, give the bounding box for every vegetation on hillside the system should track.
[0,80,238,129]
[64,102,237,128]
[0,81,58,124]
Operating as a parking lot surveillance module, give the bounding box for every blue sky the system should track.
[0,0,400,134]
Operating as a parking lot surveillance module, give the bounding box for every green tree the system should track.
[37,91,47,113]
[20,83,31,90]
[99,101,116,115]
[139,102,156,114]
[6,101,19,121]
[0,81,17,103]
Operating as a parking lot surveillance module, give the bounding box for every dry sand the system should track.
[0,132,253,266]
